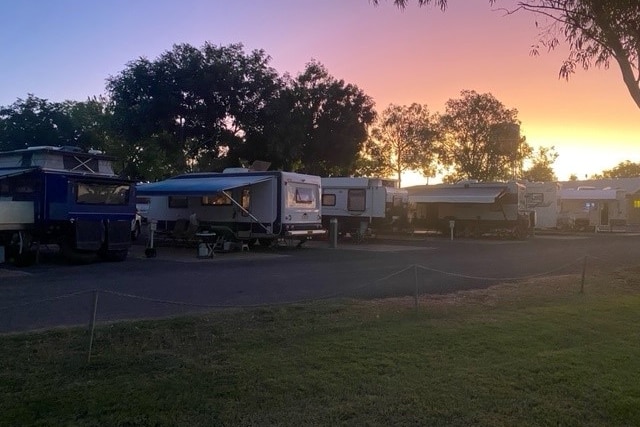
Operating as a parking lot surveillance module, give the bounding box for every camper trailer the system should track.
[137,169,325,247]
[0,146,136,265]
[321,177,408,237]
[407,180,532,238]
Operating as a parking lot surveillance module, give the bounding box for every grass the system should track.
[2,268,640,426]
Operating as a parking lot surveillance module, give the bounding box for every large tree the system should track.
[361,103,438,186]
[106,43,282,180]
[438,90,529,182]
[374,0,640,109]
[0,95,112,153]
[239,61,376,176]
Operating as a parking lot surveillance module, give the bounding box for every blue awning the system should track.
[136,175,273,196]
[0,168,37,179]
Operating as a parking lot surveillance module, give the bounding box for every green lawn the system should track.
[2,269,640,426]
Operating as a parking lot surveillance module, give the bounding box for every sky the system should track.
[1,0,638,185]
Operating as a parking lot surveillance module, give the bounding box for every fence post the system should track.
[87,289,99,363]
[580,256,587,294]
[414,264,419,313]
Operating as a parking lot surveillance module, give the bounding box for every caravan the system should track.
[137,169,325,247]
[320,177,409,238]
[0,146,136,264]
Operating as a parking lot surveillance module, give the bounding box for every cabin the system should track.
[137,169,325,247]
[407,180,532,238]
[320,177,408,237]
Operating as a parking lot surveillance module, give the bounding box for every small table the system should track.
[195,232,217,258]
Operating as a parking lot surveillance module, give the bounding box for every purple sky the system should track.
[1,0,637,182]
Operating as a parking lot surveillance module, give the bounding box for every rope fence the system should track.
[1,255,599,362]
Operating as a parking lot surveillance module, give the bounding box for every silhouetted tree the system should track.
[239,61,376,176]
[373,0,640,109]
[521,146,558,182]
[0,95,112,153]
[106,43,282,180]
[361,103,438,186]
[596,160,640,178]
[438,90,530,182]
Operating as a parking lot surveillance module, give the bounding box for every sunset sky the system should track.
[1,0,637,185]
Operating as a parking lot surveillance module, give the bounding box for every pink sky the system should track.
[1,0,637,183]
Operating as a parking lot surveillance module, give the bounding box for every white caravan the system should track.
[137,169,325,246]
[321,177,409,236]
[523,181,560,230]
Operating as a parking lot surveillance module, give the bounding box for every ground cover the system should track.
[2,267,640,426]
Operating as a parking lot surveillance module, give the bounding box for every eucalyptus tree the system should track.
[363,103,438,186]
[373,0,640,109]
[438,90,530,182]
[521,145,559,182]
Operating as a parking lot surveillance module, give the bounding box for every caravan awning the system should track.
[136,175,273,196]
[409,187,506,204]
[0,168,37,180]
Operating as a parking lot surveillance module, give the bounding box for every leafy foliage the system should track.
[106,43,282,180]
[439,90,530,182]
[0,95,111,152]
[522,145,559,182]
[362,103,438,186]
[595,160,640,178]
[106,45,375,180]
[239,61,376,176]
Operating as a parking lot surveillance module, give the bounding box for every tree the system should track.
[521,146,558,181]
[374,1,640,109]
[438,90,529,182]
[240,61,376,176]
[362,103,438,186]
[0,95,112,152]
[599,160,640,178]
[106,42,282,180]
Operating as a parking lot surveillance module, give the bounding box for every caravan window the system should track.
[347,189,366,212]
[76,182,130,205]
[168,196,188,208]
[201,193,231,206]
[286,184,318,208]
[322,193,336,206]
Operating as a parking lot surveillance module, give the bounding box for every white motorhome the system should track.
[321,177,409,237]
[137,169,325,246]
[407,180,532,238]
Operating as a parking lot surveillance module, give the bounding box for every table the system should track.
[195,232,217,258]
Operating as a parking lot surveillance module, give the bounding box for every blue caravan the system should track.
[0,146,136,265]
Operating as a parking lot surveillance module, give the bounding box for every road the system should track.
[1,232,638,333]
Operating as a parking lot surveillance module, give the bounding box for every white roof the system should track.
[409,187,505,204]
[559,188,621,200]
